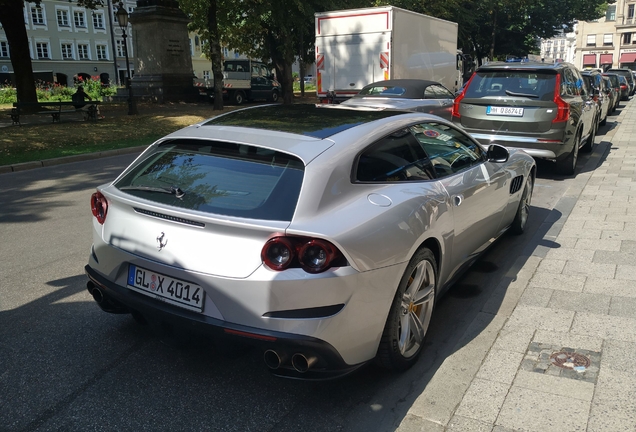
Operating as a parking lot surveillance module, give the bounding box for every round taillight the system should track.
[91,191,108,225]
[298,240,336,273]
[261,237,294,271]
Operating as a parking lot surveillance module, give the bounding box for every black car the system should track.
[606,68,635,96]
[581,70,610,128]
[602,73,622,109]
[453,61,596,175]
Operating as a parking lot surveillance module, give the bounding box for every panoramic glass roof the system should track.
[203,104,405,139]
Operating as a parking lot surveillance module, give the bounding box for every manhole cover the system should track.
[549,352,591,369]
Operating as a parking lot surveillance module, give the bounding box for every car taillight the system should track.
[90,191,108,225]
[621,84,628,90]
[452,72,475,120]
[261,236,345,273]
[552,74,570,123]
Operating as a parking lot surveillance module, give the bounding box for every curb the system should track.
[0,145,147,174]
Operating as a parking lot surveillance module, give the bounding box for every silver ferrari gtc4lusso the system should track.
[85,104,535,379]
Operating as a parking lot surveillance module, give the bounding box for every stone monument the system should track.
[128,0,197,102]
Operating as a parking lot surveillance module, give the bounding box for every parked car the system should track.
[581,70,609,128]
[341,79,455,119]
[602,73,621,111]
[601,75,618,115]
[606,68,635,96]
[617,75,630,101]
[452,61,596,175]
[85,104,536,379]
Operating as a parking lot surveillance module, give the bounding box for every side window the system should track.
[409,122,485,178]
[424,86,437,99]
[432,85,454,99]
[356,129,434,182]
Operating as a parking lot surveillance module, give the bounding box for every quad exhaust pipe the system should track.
[86,281,129,314]
[264,350,318,373]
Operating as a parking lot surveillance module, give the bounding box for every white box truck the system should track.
[314,6,466,102]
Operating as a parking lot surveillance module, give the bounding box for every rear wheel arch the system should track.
[416,237,442,285]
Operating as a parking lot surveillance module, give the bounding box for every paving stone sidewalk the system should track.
[402,98,636,432]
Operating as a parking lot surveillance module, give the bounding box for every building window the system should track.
[93,13,104,29]
[96,44,108,60]
[0,41,9,57]
[57,9,69,27]
[586,34,596,46]
[603,34,613,46]
[36,42,50,59]
[116,39,125,57]
[629,4,635,19]
[203,71,210,79]
[74,11,86,28]
[31,6,45,25]
[624,33,632,45]
[606,5,616,21]
[223,47,229,57]
[78,43,89,59]
[61,43,74,59]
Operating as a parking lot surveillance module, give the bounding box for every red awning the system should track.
[619,52,636,63]
[582,54,597,66]
[600,54,613,65]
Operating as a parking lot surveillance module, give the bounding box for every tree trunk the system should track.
[206,0,224,110]
[0,0,38,104]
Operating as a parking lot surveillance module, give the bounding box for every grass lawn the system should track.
[0,93,320,167]
[0,102,234,166]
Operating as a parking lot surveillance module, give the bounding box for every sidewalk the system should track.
[401,99,636,431]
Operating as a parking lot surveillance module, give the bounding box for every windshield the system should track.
[114,139,304,221]
[464,71,557,101]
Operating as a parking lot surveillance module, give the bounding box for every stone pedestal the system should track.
[128,0,197,103]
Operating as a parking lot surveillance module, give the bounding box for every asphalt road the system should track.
[0,114,615,432]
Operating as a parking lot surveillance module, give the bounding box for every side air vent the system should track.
[510,175,524,195]
[133,208,205,227]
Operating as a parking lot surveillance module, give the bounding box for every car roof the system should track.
[202,104,406,139]
[477,61,570,72]
[161,104,426,165]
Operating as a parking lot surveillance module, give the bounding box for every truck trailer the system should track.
[314,6,466,102]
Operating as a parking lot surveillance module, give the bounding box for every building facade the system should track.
[575,0,636,70]
[540,28,577,64]
[0,0,137,87]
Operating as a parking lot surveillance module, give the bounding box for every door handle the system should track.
[454,195,463,206]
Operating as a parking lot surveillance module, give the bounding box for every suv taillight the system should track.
[552,74,570,123]
[452,72,475,120]
[261,236,346,273]
[90,191,108,225]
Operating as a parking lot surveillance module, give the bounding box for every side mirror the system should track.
[487,144,509,163]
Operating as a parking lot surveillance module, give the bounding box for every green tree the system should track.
[0,0,102,104]
[179,0,230,110]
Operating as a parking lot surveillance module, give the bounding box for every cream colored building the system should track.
[575,1,636,70]
[0,0,138,86]
[0,0,244,88]
[540,28,577,63]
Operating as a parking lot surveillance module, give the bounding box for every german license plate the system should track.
[127,265,204,312]
[486,106,524,116]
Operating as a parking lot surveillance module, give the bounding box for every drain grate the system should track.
[521,343,601,383]
[549,352,591,370]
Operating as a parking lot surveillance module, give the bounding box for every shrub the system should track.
[0,86,17,104]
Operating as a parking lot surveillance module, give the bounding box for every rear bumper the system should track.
[85,265,363,379]
[467,132,566,160]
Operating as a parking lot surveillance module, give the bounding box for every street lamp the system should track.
[116,2,137,115]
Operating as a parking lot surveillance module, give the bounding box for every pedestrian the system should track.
[72,85,104,119]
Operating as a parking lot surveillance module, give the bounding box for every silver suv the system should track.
[452,61,596,175]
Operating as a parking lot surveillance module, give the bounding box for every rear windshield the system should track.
[464,71,557,101]
[357,85,407,97]
[114,139,304,221]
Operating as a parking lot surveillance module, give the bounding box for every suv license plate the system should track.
[487,106,524,116]
[127,264,204,312]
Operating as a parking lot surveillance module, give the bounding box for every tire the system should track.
[377,248,437,371]
[555,133,579,176]
[600,111,607,126]
[511,176,533,235]
[270,90,279,103]
[232,91,245,105]
[581,122,596,153]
